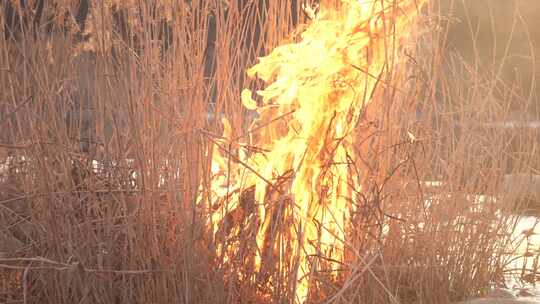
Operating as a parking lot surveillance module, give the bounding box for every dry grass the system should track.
[0,0,539,303]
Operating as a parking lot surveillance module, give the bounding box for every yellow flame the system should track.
[203,0,426,301]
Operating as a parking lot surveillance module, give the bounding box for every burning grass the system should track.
[1,0,539,303]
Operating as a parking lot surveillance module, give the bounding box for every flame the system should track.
[202,0,426,301]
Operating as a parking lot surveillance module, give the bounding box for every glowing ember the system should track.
[202,0,426,301]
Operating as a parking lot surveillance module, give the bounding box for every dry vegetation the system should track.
[0,0,539,303]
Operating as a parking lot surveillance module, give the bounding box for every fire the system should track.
[202,0,426,301]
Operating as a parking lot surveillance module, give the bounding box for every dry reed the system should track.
[0,0,538,303]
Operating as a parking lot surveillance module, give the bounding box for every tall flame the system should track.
[203,0,426,301]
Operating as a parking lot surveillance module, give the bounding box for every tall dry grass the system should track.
[0,0,538,303]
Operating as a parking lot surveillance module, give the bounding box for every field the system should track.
[1,1,539,303]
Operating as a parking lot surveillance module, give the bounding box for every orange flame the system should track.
[203,0,426,301]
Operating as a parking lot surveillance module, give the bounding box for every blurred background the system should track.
[442,0,539,116]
